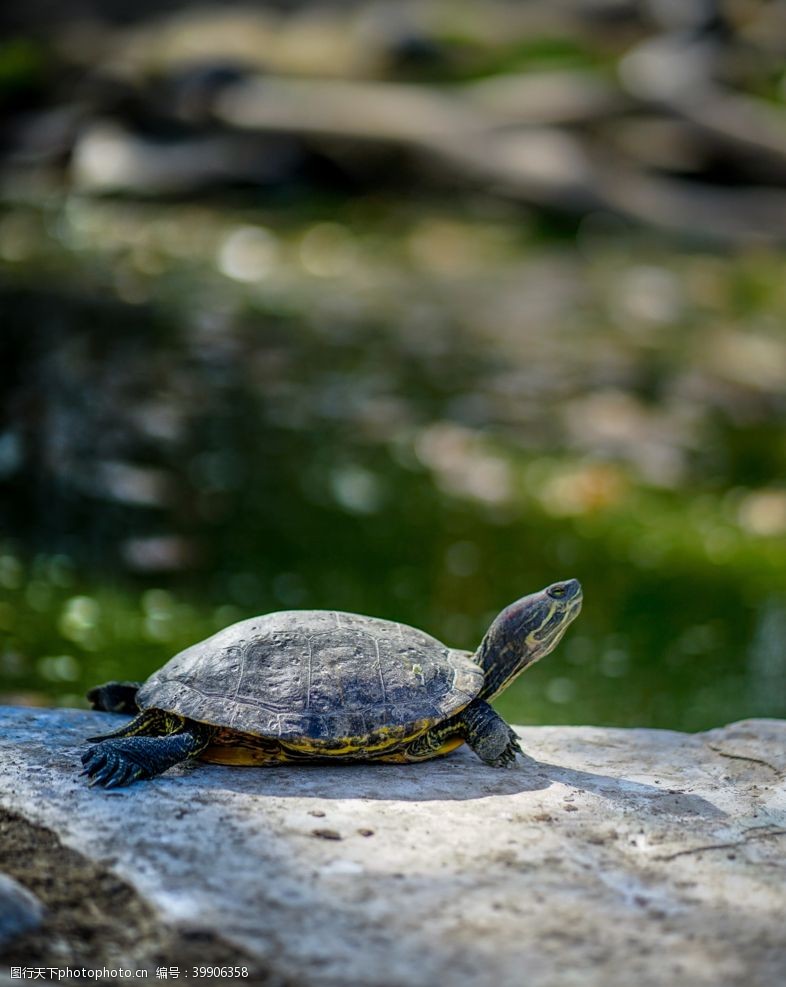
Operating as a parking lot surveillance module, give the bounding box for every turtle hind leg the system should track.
[405,699,522,768]
[87,681,143,714]
[85,708,183,743]
[81,725,215,788]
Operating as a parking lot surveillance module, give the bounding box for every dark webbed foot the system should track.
[461,700,523,768]
[81,741,149,788]
[87,682,142,714]
[80,732,207,788]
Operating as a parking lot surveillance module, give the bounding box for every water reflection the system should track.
[1,201,785,729]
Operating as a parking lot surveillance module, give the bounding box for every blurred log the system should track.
[214,77,477,146]
[213,73,786,242]
[461,71,625,125]
[70,120,302,194]
[599,117,710,173]
[595,165,786,241]
[620,34,786,180]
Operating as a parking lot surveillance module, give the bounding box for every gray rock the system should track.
[0,873,44,949]
[0,705,784,986]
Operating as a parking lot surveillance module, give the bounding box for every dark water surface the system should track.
[1,199,785,731]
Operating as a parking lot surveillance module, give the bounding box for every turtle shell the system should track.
[136,610,484,748]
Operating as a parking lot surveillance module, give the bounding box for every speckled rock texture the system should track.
[0,875,43,949]
[0,706,784,986]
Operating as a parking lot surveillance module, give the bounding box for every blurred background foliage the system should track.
[1,0,785,730]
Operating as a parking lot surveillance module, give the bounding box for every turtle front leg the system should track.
[87,681,143,714]
[458,700,523,767]
[81,724,215,789]
[405,699,522,768]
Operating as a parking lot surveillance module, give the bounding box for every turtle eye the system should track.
[549,584,566,598]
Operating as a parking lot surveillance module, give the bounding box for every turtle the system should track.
[81,578,582,788]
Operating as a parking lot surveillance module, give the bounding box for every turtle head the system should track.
[476,579,583,700]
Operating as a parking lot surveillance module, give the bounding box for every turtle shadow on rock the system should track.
[167,750,727,818]
[57,712,724,816]
[528,758,727,820]
[148,748,551,801]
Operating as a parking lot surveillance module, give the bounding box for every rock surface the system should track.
[0,705,784,986]
[0,875,43,950]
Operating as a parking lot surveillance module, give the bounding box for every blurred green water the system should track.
[1,197,785,731]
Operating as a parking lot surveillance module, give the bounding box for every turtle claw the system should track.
[81,747,106,776]
[103,760,139,789]
[496,749,517,769]
[91,761,118,786]
[488,733,523,769]
[81,742,144,789]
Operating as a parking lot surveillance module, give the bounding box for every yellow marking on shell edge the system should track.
[200,735,465,766]
[199,720,437,765]
[377,737,465,763]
